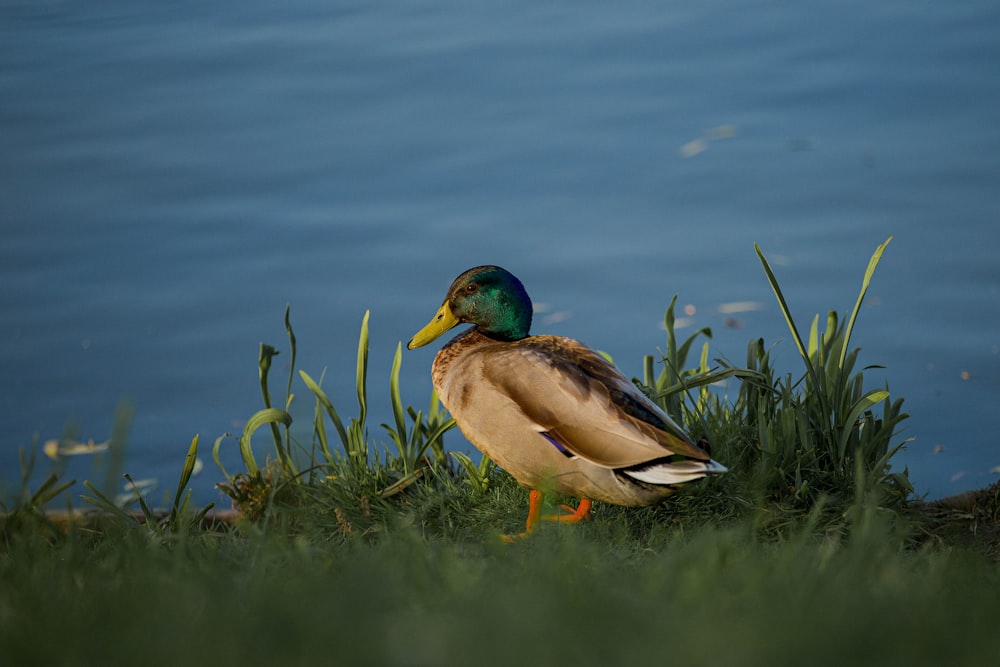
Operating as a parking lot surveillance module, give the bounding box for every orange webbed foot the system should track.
[545,498,592,524]
[501,491,591,542]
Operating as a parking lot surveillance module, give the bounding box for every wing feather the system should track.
[481,336,711,469]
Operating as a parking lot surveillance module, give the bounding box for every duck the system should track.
[407,265,726,537]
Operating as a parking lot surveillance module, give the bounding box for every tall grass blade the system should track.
[807,313,820,359]
[839,236,892,370]
[299,370,349,449]
[356,310,370,426]
[284,304,297,410]
[258,343,278,408]
[755,242,831,424]
[755,242,810,364]
[388,342,407,455]
[378,469,424,498]
[837,389,890,460]
[451,451,491,492]
[212,433,234,481]
[172,435,200,518]
[311,394,333,464]
[239,408,293,475]
[663,294,679,370]
[29,474,76,509]
[423,418,457,451]
[258,343,286,462]
[124,473,157,526]
[652,366,744,399]
[80,480,135,522]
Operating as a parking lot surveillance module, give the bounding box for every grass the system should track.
[2,238,999,666]
[2,510,999,666]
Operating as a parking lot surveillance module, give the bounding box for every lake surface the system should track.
[2,0,998,503]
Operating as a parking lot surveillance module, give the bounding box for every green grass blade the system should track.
[822,311,839,360]
[406,408,424,451]
[124,473,157,526]
[664,295,679,383]
[284,304,297,411]
[422,417,456,454]
[837,389,890,460]
[187,500,217,530]
[677,327,713,370]
[174,488,191,521]
[756,241,830,420]
[29,474,77,509]
[451,451,489,492]
[239,408,293,475]
[299,370,349,449]
[652,366,745,398]
[80,481,136,522]
[356,310,370,427]
[243,408,293,435]
[388,341,407,453]
[171,435,200,517]
[378,423,405,451]
[258,343,279,409]
[808,313,819,359]
[755,242,810,364]
[212,433,234,481]
[258,343,285,459]
[311,397,334,463]
[643,354,655,390]
[378,469,425,498]
[839,236,892,370]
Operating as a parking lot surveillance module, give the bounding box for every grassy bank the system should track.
[3,239,999,665]
[1,516,998,667]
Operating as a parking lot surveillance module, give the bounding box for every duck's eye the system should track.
[466,284,479,293]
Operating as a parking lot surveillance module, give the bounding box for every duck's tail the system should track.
[620,457,728,486]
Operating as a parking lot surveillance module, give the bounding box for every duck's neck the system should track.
[477,296,531,341]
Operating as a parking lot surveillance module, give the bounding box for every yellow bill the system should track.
[407,301,460,349]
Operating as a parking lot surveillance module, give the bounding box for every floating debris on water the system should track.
[679,124,737,158]
[707,124,737,139]
[43,438,110,460]
[679,138,707,158]
[542,310,573,325]
[718,301,765,314]
[115,477,158,507]
[664,316,695,329]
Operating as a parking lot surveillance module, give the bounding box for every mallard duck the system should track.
[407,265,726,536]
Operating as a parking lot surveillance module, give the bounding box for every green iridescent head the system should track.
[407,265,533,348]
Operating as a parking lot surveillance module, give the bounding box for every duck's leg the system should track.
[502,491,592,542]
[501,489,545,542]
[547,498,592,524]
[525,489,545,532]
[532,491,591,527]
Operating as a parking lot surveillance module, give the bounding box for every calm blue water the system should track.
[2,0,998,503]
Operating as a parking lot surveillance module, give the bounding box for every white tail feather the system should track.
[623,459,728,485]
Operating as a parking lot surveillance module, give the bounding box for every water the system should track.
[2,0,998,503]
